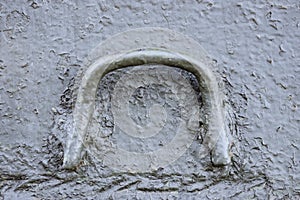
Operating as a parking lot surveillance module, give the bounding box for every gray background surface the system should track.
[0,0,299,199]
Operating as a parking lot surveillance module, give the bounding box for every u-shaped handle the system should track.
[63,49,230,169]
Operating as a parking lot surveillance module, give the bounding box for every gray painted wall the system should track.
[0,0,299,199]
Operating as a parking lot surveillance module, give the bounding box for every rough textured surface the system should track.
[88,65,203,172]
[0,0,299,199]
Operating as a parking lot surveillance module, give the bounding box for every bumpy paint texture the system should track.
[0,0,299,199]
